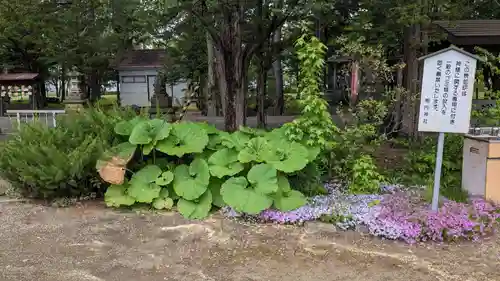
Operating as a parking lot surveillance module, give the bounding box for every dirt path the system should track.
[0,201,498,281]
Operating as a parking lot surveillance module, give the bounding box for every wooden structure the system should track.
[433,20,500,47]
[325,56,357,106]
[463,133,500,203]
[113,49,186,108]
[0,72,40,116]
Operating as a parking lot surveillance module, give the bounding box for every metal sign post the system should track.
[431,132,445,211]
[417,46,480,211]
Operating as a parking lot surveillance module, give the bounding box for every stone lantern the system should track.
[63,70,87,110]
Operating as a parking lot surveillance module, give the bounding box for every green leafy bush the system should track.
[402,134,468,202]
[320,99,387,189]
[0,106,135,199]
[97,118,320,219]
[347,155,384,194]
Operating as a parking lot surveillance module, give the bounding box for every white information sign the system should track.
[418,47,478,134]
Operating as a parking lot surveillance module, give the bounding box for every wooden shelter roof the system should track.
[433,20,500,45]
[0,73,39,81]
[113,49,167,70]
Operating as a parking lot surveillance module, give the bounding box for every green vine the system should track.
[285,34,338,148]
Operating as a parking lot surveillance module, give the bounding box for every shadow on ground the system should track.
[0,201,498,281]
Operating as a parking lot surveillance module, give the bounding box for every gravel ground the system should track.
[0,201,498,281]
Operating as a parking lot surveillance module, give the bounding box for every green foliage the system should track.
[347,155,384,194]
[322,99,388,188]
[156,122,209,157]
[399,135,468,202]
[285,34,338,148]
[0,106,135,199]
[287,162,328,197]
[99,116,320,219]
[471,96,500,127]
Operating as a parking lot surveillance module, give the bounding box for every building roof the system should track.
[418,45,483,61]
[0,73,39,81]
[113,49,167,69]
[434,20,500,37]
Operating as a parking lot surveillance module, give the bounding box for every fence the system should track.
[4,110,66,130]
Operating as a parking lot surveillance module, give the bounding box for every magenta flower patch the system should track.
[221,183,500,243]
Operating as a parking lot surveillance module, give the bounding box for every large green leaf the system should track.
[156,122,209,157]
[277,174,291,193]
[155,171,174,186]
[208,179,225,207]
[207,134,223,150]
[208,148,244,178]
[237,137,273,163]
[129,121,153,144]
[152,197,174,210]
[247,164,278,194]
[220,177,273,214]
[273,190,307,212]
[128,165,163,203]
[104,184,135,207]
[142,119,173,154]
[219,131,250,151]
[266,140,310,173]
[132,165,163,183]
[173,158,210,200]
[126,118,171,154]
[239,126,266,137]
[167,185,179,200]
[114,117,146,136]
[305,145,321,162]
[196,122,219,135]
[127,181,162,203]
[177,190,213,219]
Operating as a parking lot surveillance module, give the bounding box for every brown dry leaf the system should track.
[99,156,127,185]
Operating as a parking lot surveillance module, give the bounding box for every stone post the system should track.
[63,70,87,111]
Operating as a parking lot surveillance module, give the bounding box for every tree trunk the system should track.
[88,69,101,102]
[402,25,420,139]
[214,51,227,117]
[206,32,219,116]
[60,66,66,102]
[257,54,267,128]
[213,3,247,132]
[272,28,284,115]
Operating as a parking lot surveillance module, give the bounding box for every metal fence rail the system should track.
[5,110,66,129]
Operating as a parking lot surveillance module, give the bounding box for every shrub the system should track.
[402,134,467,202]
[288,162,328,197]
[347,154,384,194]
[0,105,134,199]
[97,118,322,219]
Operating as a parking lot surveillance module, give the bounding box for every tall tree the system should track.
[163,0,327,131]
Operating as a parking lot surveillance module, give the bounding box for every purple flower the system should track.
[220,182,500,243]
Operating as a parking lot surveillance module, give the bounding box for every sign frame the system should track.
[417,46,482,211]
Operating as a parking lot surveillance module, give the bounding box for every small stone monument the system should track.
[63,70,87,111]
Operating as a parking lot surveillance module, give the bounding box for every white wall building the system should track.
[114,49,186,107]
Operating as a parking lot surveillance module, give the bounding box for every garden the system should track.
[1,34,499,245]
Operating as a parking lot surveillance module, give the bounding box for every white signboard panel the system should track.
[418,49,477,133]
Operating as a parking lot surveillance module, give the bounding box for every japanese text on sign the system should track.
[418,48,477,133]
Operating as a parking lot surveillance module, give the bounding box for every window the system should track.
[134,76,146,83]
[121,75,146,83]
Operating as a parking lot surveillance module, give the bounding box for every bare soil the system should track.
[0,201,498,281]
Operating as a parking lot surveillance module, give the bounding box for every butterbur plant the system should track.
[97,116,317,219]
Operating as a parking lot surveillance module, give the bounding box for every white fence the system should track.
[5,110,66,129]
